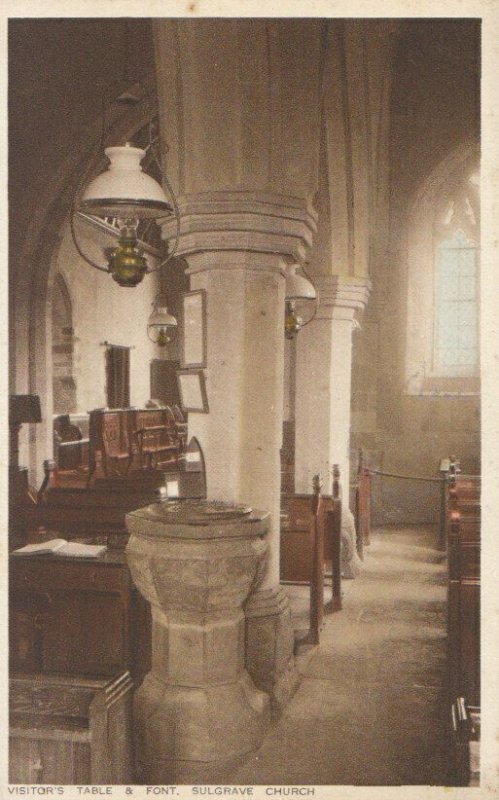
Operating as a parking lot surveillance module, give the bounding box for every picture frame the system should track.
[181,289,207,369]
[176,369,209,414]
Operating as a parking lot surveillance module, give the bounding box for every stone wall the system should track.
[54,221,159,414]
[351,19,480,525]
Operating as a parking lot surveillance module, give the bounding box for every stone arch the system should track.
[13,76,161,481]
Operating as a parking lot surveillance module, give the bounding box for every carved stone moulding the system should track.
[160,190,318,265]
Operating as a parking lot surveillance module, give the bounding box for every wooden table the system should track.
[9,547,151,685]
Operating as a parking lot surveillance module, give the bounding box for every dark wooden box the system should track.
[10,671,133,785]
[9,550,151,685]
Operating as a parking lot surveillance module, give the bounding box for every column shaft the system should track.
[187,251,285,589]
[295,277,370,495]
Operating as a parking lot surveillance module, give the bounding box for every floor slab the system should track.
[222,526,450,786]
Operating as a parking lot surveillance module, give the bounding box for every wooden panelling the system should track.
[9,672,133,784]
[9,552,150,684]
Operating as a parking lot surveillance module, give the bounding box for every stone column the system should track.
[294,277,370,577]
[126,500,271,784]
[295,276,371,495]
[161,193,316,710]
[154,19,323,711]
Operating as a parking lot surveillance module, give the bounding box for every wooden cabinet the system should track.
[10,671,134,784]
[9,551,151,685]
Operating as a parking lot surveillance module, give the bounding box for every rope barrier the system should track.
[367,468,445,484]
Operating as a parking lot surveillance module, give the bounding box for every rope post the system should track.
[327,509,342,612]
[325,465,342,613]
[439,457,451,551]
[440,474,448,552]
[309,474,324,645]
[355,449,364,560]
[364,467,372,546]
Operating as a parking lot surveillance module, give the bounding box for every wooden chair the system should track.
[172,404,188,452]
[99,411,133,477]
[133,408,180,470]
[53,415,89,474]
[134,410,162,469]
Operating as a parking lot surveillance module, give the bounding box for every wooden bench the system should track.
[281,473,342,646]
[445,470,480,786]
[448,509,480,705]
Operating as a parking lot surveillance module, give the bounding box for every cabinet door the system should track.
[42,591,126,676]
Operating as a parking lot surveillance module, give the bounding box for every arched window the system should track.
[405,148,479,395]
[435,228,478,376]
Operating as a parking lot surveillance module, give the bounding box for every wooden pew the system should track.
[447,510,480,705]
[446,471,480,786]
[11,460,168,550]
[280,472,342,647]
[450,696,480,787]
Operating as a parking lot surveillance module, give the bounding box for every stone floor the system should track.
[225,526,450,786]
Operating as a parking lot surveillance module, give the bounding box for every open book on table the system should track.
[12,538,107,558]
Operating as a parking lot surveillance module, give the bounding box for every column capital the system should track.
[314,275,372,321]
[185,249,287,277]
[160,191,318,265]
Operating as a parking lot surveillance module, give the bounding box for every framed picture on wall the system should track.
[176,369,209,414]
[181,290,207,369]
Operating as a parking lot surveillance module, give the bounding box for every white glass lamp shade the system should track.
[148,305,178,330]
[285,264,317,300]
[80,145,172,219]
[148,302,178,346]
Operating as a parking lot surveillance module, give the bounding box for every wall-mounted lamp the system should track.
[284,263,318,340]
[147,294,178,347]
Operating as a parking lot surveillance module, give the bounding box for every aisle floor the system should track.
[227,527,449,786]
